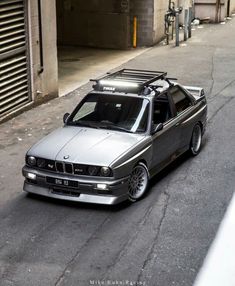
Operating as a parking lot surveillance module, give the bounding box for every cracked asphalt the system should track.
[0,19,235,286]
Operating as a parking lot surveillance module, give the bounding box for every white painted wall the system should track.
[153,0,169,43]
[230,0,235,13]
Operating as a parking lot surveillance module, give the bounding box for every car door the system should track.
[168,85,195,150]
[151,93,181,174]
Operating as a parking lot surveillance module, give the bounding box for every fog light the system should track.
[26,172,36,180]
[96,183,108,190]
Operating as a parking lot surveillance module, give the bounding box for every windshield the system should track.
[68,94,149,133]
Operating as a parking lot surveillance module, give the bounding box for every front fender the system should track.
[110,138,152,179]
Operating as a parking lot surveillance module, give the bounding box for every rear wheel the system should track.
[128,163,149,202]
[190,123,202,156]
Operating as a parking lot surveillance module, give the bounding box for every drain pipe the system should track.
[215,0,221,23]
[175,11,180,46]
[37,0,44,74]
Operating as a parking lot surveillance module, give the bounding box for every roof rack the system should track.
[90,69,168,94]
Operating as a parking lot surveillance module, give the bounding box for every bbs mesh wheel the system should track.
[128,163,149,202]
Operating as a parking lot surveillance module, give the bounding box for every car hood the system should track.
[28,126,145,166]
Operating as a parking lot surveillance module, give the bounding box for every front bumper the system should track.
[22,166,129,205]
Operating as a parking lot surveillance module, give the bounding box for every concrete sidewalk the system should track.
[58,46,150,96]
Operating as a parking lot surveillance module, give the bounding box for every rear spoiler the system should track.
[184,86,205,100]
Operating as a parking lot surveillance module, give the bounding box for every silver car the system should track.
[22,69,207,205]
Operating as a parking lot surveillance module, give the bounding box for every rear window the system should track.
[169,86,192,114]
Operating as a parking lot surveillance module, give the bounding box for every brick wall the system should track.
[130,0,154,46]
[56,0,193,48]
[57,0,130,49]
[130,0,193,47]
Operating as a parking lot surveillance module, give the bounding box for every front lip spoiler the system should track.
[24,183,129,205]
[22,166,130,205]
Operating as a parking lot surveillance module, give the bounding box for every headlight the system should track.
[88,166,98,176]
[27,156,36,166]
[37,158,46,168]
[100,167,111,177]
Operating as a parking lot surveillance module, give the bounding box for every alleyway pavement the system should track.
[0,18,235,286]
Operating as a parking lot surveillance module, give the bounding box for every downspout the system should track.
[38,0,44,74]
[215,0,221,23]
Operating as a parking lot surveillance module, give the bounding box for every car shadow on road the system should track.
[148,135,208,194]
[149,152,191,188]
[25,192,131,212]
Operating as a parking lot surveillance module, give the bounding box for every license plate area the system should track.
[51,187,80,197]
[46,177,78,188]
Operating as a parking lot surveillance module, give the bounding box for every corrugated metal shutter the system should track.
[0,0,30,118]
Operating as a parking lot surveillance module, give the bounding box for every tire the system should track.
[189,123,202,156]
[128,163,149,202]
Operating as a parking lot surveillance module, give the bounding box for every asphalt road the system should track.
[0,19,235,286]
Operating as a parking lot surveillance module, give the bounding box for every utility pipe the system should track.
[38,0,44,74]
[175,12,180,46]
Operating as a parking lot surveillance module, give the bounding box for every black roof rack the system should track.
[90,69,168,94]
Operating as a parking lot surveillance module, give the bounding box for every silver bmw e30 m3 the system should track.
[22,69,207,205]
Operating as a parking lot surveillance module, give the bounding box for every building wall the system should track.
[153,0,168,44]
[29,0,58,103]
[130,0,154,46]
[178,0,194,23]
[0,0,58,122]
[229,0,235,13]
[57,0,194,49]
[194,0,227,22]
[56,0,130,49]
[152,0,193,44]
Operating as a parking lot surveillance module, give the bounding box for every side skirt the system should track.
[149,146,189,179]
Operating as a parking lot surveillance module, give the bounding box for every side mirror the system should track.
[200,89,205,97]
[63,113,70,124]
[152,123,163,134]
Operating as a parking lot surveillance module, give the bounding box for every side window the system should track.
[153,95,172,124]
[169,86,192,114]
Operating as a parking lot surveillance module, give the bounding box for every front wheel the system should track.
[128,163,149,202]
[189,123,202,156]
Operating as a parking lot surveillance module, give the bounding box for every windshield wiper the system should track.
[99,125,133,133]
[71,121,100,129]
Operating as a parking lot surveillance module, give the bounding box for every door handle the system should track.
[175,122,180,127]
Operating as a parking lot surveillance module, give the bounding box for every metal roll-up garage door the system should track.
[0,0,31,118]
